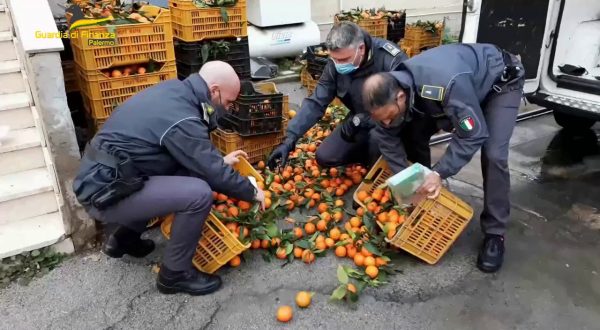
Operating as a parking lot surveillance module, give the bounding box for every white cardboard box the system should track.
[247,0,311,27]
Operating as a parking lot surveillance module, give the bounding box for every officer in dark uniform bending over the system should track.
[362,44,525,272]
[73,61,265,295]
[267,21,407,170]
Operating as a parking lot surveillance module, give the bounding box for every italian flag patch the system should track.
[459,116,475,131]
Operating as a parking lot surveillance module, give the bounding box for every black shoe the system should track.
[102,226,155,258]
[477,235,505,273]
[156,267,222,296]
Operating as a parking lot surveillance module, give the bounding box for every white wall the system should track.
[311,0,463,42]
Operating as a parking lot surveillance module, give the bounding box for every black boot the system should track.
[156,266,222,296]
[477,234,505,273]
[102,226,155,258]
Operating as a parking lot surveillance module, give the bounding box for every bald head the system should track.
[363,73,407,127]
[199,61,240,108]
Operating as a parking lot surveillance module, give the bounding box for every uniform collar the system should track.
[349,31,374,78]
[183,73,211,106]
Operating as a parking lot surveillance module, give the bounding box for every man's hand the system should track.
[340,113,371,142]
[267,138,296,170]
[254,188,266,211]
[223,150,248,166]
[417,172,442,199]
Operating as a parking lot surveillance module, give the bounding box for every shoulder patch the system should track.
[420,85,445,101]
[382,43,400,56]
[458,116,476,132]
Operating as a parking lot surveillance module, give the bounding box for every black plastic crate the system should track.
[387,11,407,43]
[177,61,251,80]
[175,37,251,79]
[220,113,282,136]
[306,43,329,79]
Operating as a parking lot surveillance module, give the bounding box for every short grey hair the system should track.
[325,21,364,51]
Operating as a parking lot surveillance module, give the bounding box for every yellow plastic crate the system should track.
[403,25,443,49]
[169,0,248,42]
[334,15,388,39]
[70,6,175,71]
[210,123,286,164]
[78,62,177,119]
[354,157,474,264]
[160,157,261,273]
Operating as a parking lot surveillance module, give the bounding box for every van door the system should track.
[462,0,557,94]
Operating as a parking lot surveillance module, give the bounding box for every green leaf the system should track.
[220,7,229,23]
[334,240,349,247]
[337,265,349,284]
[348,291,359,303]
[363,213,376,233]
[266,223,279,238]
[201,44,210,64]
[285,243,294,255]
[295,240,312,250]
[362,242,383,256]
[261,252,272,263]
[347,229,357,241]
[330,285,347,300]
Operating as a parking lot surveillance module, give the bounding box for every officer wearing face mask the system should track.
[267,21,407,170]
[73,61,265,296]
[362,44,525,273]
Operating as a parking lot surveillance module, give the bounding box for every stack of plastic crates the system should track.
[69,6,177,132]
[169,0,250,80]
[399,23,444,58]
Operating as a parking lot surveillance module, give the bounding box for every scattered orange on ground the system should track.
[229,255,241,267]
[276,305,293,322]
[296,291,312,308]
[335,246,346,257]
[365,265,379,279]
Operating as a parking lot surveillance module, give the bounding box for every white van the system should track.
[462,0,600,130]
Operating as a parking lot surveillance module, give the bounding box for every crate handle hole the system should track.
[410,209,426,228]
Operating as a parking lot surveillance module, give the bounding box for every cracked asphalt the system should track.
[1,83,599,329]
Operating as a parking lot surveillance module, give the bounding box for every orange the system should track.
[225,222,238,233]
[264,190,272,198]
[335,188,345,196]
[307,144,317,152]
[251,239,261,249]
[238,200,251,211]
[320,179,330,188]
[364,256,376,267]
[397,214,406,225]
[356,207,365,216]
[329,167,338,177]
[212,191,218,200]
[283,183,293,191]
[311,193,321,201]
[346,245,357,258]
[316,235,325,243]
[293,247,304,258]
[215,204,226,213]
[375,257,388,267]
[316,220,328,232]
[353,253,365,267]
[295,291,312,308]
[264,197,272,209]
[308,200,316,208]
[347,283,357,294]
[261,239,271,249]
[334,199,344,207]
[257,161,266,169]
[371,188,384,201]
[229,255,241,267]
[344,179,353,187]
[271,237,281,247]
[333,211,343,222]
[340,184,349,191]
[365,265,379,279]
[312,169,320,178]
[228,206,240,217]
[367,201,378,212]
[320,212,332,222]
[294,175,303,182]
[302,250,315,264]
[303,189,314,199]
[386,223,398,240]
[276,247,288,260]
[111,69,122,78]
[329,227,341,241]
[137,67,146,74]
[352,174,362,185]
[315,240,327,251]
[276,305,293,323]
[334,245,346,257]
[344,222,353,233]
[388,210,399,223]
[293,227,304,239]
[217,193,228,201]
[286,200,295,211]
[257,181,265,190]
[377,212,388,223]
[317,203,328,214]
[349,217,362,228]
[339,233,350,241]
[235,226,249,238]
[325,237,335,248]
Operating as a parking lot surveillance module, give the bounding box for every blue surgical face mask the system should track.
[334,47,361,75]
